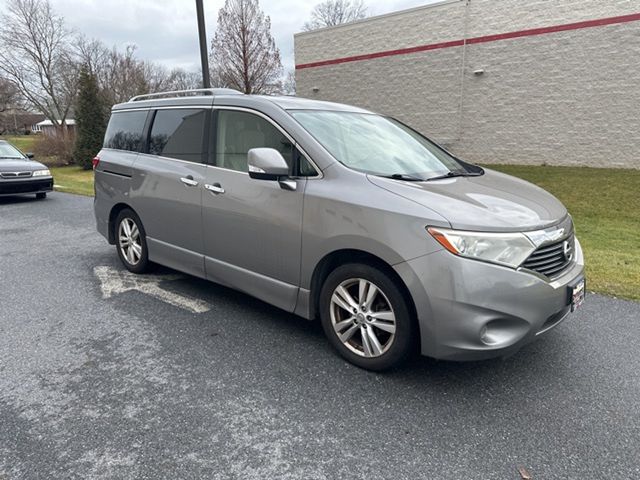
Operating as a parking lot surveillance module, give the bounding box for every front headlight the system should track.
[427,227,536,268]
[32,169,51,177]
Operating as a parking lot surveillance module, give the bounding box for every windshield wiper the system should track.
[0,156,24,159]
[380,173,424,182]
[425,170,483,181]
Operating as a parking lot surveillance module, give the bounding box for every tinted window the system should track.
[215,110,293,172]
[104,111,147,152]
[149,109,206,162]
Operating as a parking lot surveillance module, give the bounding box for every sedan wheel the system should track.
[330,278,396,358]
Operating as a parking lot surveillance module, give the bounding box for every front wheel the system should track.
[319,263,417,371]
[114,209,150,274]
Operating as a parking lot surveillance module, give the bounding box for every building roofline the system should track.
[294,0,462,37]
[35,119,76,126]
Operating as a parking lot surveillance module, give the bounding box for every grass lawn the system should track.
[50,166,94,197]
[1,134,37,152]
[488,165,640,301]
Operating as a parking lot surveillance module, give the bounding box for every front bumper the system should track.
[0,177,53,196]
[394,238,585,361]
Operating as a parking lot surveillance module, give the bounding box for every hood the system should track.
[0,159,46,173]
[368,168,567,232]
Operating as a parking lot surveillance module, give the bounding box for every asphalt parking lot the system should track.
[1,192,639,479]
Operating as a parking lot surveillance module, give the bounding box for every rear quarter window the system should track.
[148,109,206,163]
[104,111,148,152]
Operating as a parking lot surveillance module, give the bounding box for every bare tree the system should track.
[303,0,367,31]
[0,77,20,113]
[0,0,77,130]
[282,70,296,95]
[139,61,198,93]
[77,37,202,104]
[75,36,112,78]
[210,0,283,94]
[164,68,203,91]
[101,45,152,105]
[209,64,229,89]
[75,38,148,104]
[0,76,23,134]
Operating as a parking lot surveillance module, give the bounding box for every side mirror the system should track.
[25,152,34,159]
[248,148,289,180]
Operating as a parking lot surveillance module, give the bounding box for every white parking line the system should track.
[94,265,212,314]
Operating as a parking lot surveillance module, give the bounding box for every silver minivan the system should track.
[94,88,585,370]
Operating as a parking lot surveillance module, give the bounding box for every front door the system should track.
[202,108,307,311]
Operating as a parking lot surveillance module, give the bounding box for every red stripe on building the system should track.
[295,12,640,70]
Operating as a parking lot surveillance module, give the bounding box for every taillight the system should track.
[92,156,100,170]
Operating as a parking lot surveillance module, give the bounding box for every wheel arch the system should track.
[308,249,418,333]
[107,203,137,244]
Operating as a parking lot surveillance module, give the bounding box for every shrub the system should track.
[33,131,76,166]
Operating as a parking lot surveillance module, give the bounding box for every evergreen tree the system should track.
[73,66,107,169]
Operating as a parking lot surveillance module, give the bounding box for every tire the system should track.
[114,208,150,274]
[319,263,417,371]
[36,192,46,199]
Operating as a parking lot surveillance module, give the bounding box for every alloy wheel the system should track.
[329,278,397,358]
[118,218,142,266]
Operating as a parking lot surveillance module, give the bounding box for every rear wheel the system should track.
[319,263,417,371]
[114,209,150,274]
[36,192,46,199]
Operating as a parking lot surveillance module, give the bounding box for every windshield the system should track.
[0,142,26,160]
[290,110,471,179]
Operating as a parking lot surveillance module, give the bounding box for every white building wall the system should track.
[294,0,640,168]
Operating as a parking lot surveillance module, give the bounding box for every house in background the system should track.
[31,119,76,136]
[0,110,44,135]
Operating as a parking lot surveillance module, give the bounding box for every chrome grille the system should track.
[0,171,32,178]
[522,235,575,278]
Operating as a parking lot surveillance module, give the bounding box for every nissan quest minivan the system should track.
[94,88,585,370]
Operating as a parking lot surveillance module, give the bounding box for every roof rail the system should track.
[129,88,243,102]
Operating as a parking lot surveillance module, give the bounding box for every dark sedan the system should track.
[0,140,53,199]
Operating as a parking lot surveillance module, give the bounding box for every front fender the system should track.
[299,168,450,289]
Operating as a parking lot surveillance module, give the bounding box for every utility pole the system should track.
[195,0,211,89]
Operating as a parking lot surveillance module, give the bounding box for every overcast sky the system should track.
[2,0,439,73]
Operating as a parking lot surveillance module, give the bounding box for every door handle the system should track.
[204,183,225,194]
[180,176,199,187]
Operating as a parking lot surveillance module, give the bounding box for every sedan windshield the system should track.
[0,143,25,160]
[290,110,475,180]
